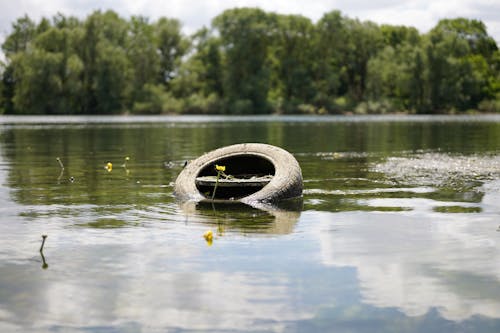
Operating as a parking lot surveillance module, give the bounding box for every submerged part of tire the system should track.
[174,143,303,204]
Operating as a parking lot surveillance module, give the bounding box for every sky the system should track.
[1,0,500,53]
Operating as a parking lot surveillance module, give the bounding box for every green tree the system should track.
[8,16,85,114]
[1,16,37,114]
[34,23,84,113]
[342,18,383,102]
[2,15,36,57]
[155,18,189,86]
[12,49,63,114]
[127,17,189,113]
[270,14,315,112]
[409,49,426,112]
[434,18,497,59]
[213,8,275,113]
[366,26,424,112]
[166,27,223,114]
[314,11,347,109]
[315,12,383,109]
[380,24,420,48]
[1,10,498,115]
[93,42,129,113]
[425,18,498,112]
[191,27,223,98]
[127,16,160,107]
[0,59,15,113]
[0,62,6,114]
[80,11,129,114]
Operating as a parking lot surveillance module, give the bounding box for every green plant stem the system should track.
[56,157,64,169]
[211,172,221,200]
[40,235,47,252]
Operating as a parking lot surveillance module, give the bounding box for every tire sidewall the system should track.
[174,143,303,203]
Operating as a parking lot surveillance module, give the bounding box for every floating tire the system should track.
[174,143,303,204]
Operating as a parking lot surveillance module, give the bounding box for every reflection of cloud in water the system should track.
[480,180,500,214]
[41,273,303,331]
[0,198,303,331]
[0,237,312,332]
[317,184,500,320]
[113,271,310,331]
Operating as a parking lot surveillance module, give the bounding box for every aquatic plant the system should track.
[203,230,213,246]
[39,235,48,269]
[122,157,131,175]
[56,157,65,183]
[211,164,226,199]
[39,234,47,252]
[56,157,64,169]
[122,157,130,168]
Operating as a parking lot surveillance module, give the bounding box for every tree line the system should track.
[1,8,499,115]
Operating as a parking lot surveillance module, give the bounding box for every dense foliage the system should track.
[1,9,499,114]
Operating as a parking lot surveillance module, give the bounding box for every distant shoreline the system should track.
[2,113,500,125]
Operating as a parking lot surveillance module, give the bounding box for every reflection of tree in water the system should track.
[0,125,189,206]
[179,200,302,235]
[0,121,294,208]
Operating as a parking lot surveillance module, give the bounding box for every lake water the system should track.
[0,115,499,332]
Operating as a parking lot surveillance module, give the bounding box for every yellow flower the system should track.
[105,162,113,172]
[203,230,213,241]
[203,230,213,246]
[215,164,226,172]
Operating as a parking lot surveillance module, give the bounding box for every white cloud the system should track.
[316,181,500,321]
[0,0,499,61]
[1,0,500,38]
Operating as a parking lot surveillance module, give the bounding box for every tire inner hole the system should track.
[195,155,275,200]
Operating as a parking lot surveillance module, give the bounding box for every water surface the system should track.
[1,115,499,332]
